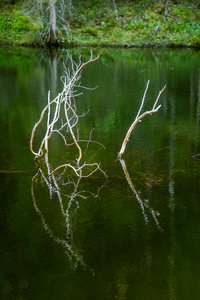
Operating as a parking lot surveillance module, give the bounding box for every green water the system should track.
[1,46,200,300]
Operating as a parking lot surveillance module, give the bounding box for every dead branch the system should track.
[118,81,166,158]
[30,51,106,180]
[30,51,99,157]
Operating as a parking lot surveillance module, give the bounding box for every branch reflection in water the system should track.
[119,158,163,232]
[30,51,107,271]
[31,152,105,271]
[117,80,166,231]
[30,50,165,274]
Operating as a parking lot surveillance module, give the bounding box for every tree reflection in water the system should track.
[30,50,165,277]
[31,152,105,271]
[30,51,106,270]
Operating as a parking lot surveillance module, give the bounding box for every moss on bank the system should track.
[0,3,41,46]
[0,1,200,48]
[66,1,200,48]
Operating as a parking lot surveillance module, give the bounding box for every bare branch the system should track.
[30,51,106,184]
[118,82,166,158]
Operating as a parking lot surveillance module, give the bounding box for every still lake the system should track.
[0,46,200,299]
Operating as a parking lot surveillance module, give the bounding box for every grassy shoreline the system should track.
[0,1,200,48]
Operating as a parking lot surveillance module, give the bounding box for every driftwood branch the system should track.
[118,81,166,158]
[30,51,106,179]
[30,51,99,159]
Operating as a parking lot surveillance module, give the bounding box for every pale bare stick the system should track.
[135,80,150,120]
[63,91,82,167]
[30,93,57,156]
[118,82,166,158]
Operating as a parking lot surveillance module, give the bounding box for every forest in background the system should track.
[0,0,200,48]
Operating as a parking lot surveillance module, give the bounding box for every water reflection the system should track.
[119,158,162,231]
[50,47,58,98]
[1,47,200,299]
[30,50,107,272]
[31,153,105,272]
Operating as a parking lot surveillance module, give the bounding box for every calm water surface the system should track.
[0,46,200,299]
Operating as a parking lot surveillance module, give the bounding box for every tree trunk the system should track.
[49,1,57,45]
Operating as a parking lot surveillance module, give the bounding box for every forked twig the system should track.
[118,81,166,158]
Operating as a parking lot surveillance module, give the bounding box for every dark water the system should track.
[0,46,200,299]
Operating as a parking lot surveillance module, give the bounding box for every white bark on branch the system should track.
[118,81,166,158]
[30,51,106,179]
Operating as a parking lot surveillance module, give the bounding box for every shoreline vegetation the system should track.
[0,0,200,49]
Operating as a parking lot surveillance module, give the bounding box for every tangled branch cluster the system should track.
[30,51,106,178]
[30,52,166,269]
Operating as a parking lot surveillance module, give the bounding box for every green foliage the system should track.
[81,26,99,36]
[0,0,200,47]
[111,28,124,40]
[0,4,42,45]
[74,0,194,48]
[170,4,200,22]
[0,10,37,32]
